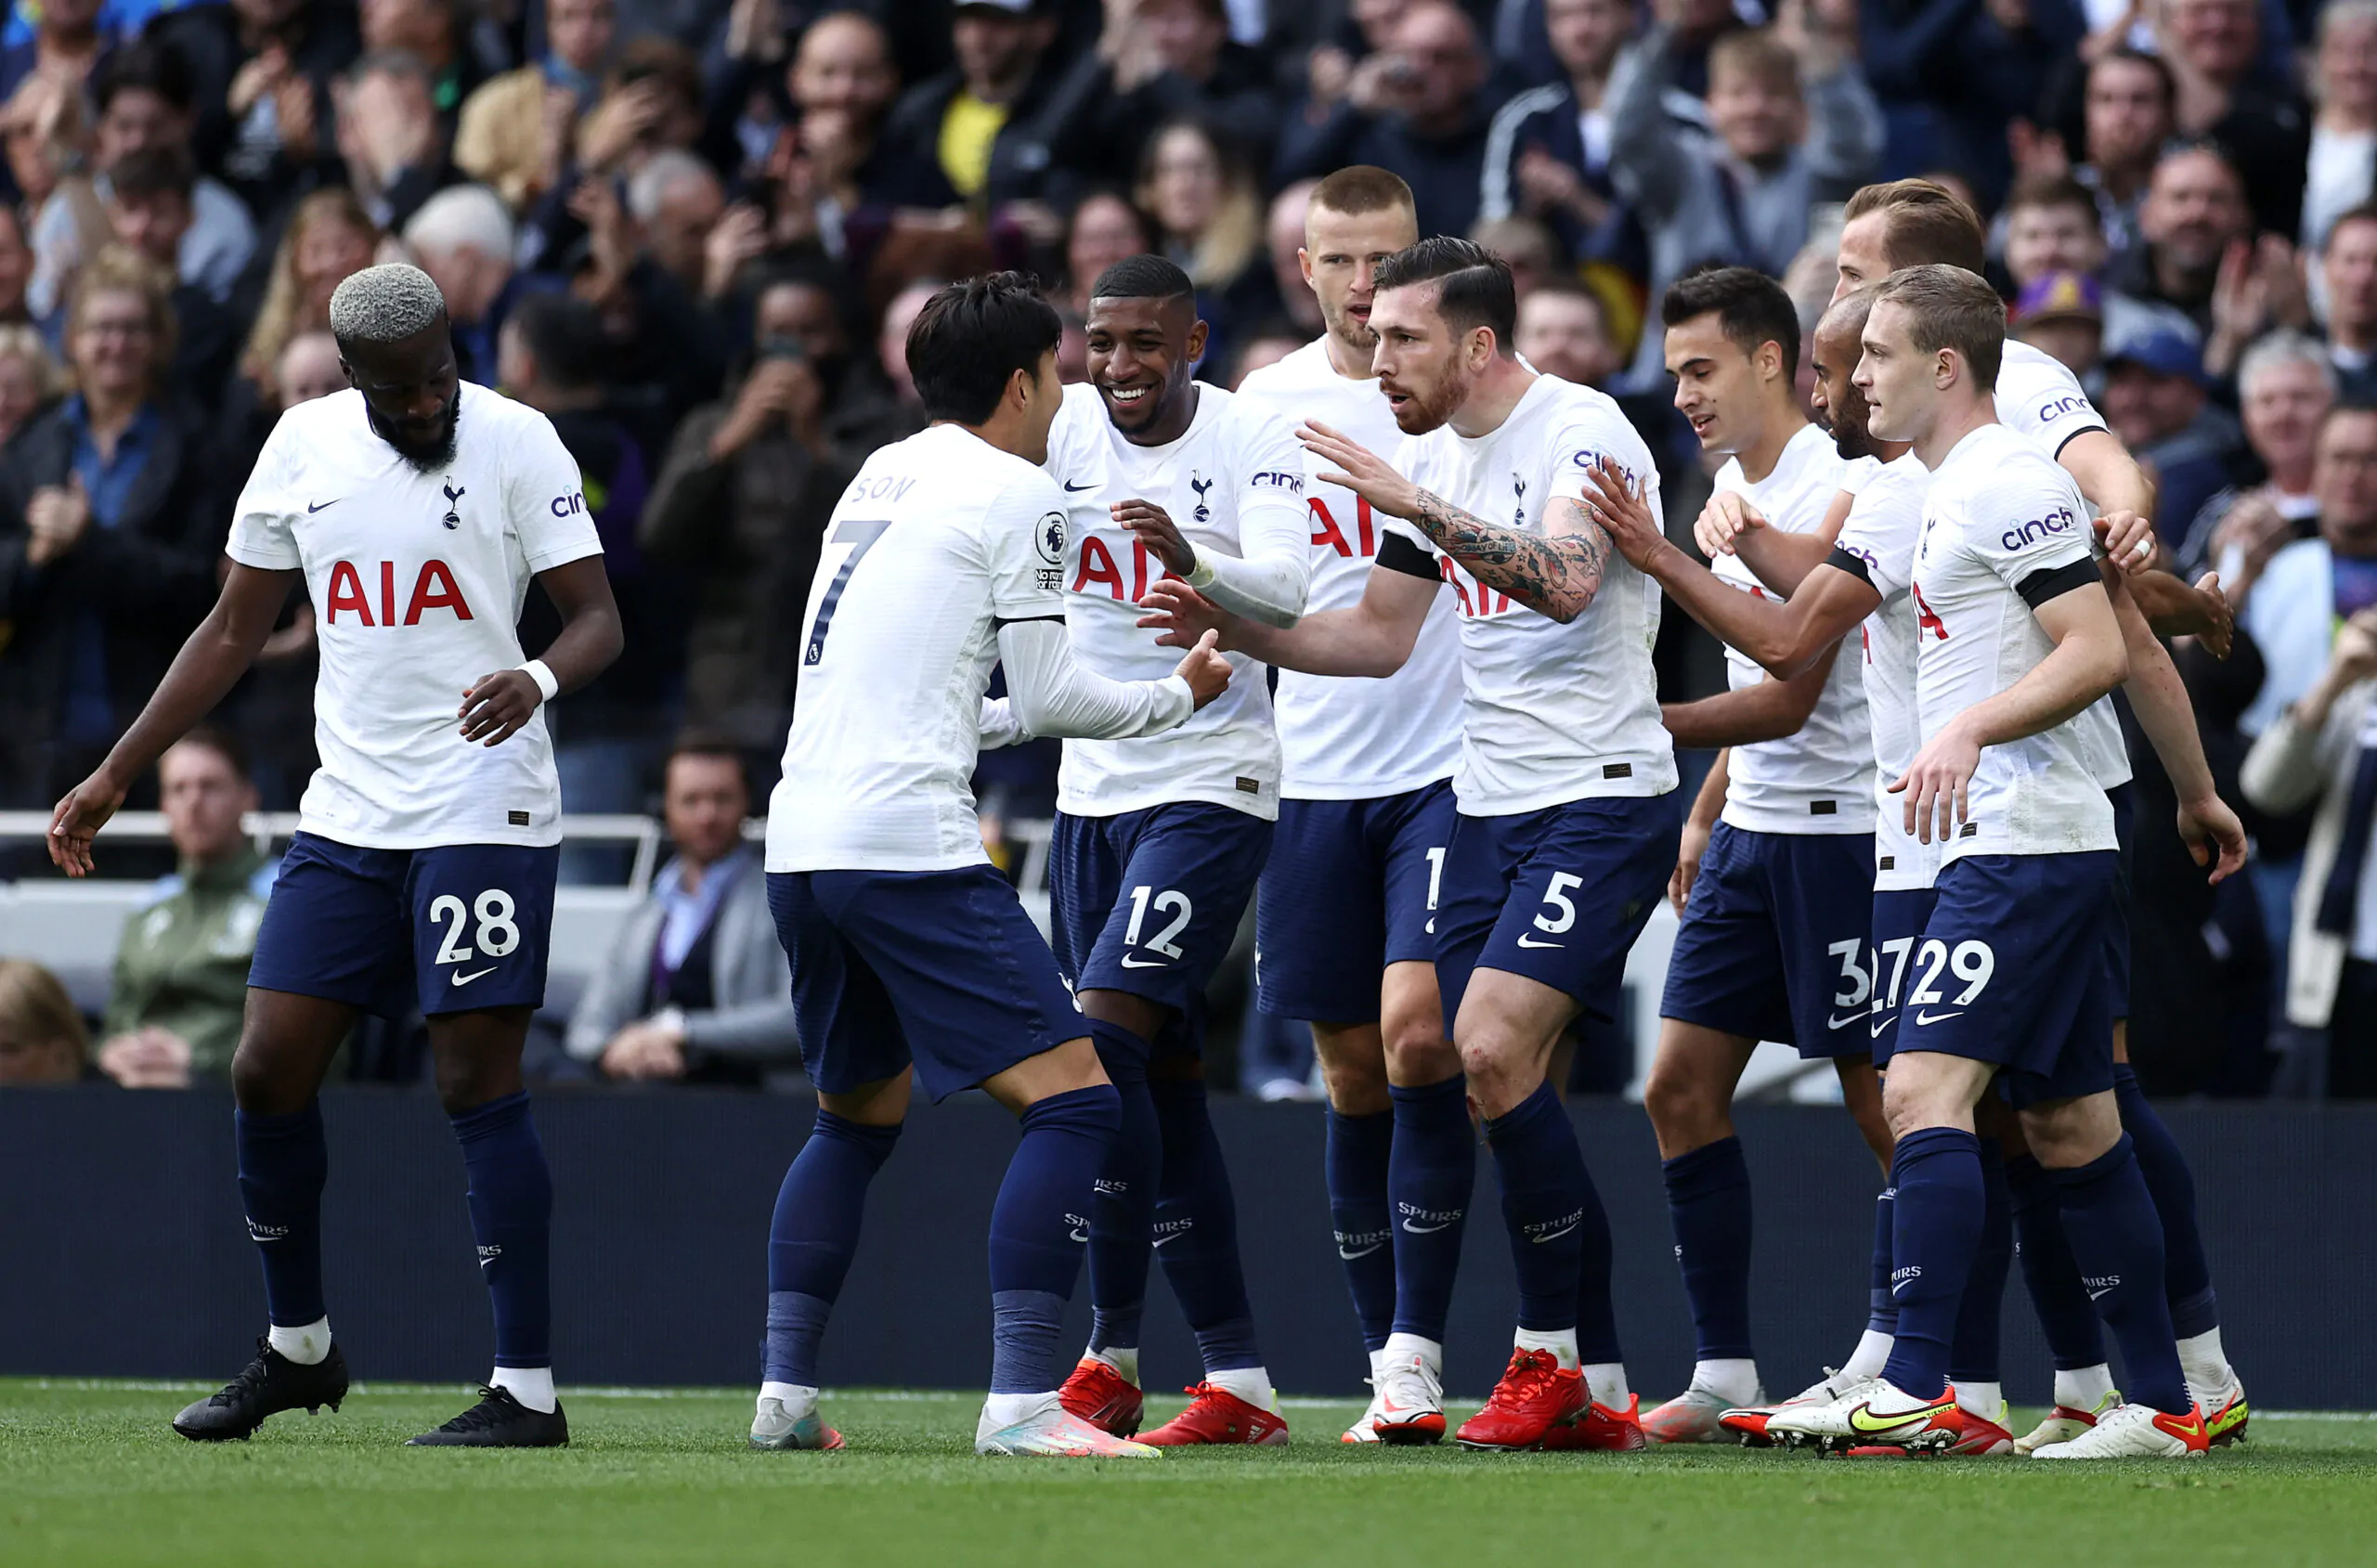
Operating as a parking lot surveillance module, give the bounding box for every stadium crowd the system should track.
[0,0,2374,1099]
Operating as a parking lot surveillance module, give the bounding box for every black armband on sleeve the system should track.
[1376,531,1440,581]
[2016,558,2100,609]
[994,613,1068,628]
[1825,546,1873,586]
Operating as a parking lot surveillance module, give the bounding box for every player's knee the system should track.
[433,1054,518,1116]
[1642,1054,1721,1144]
[1318,1045,1390,1115]
[1381,1008,1456,1084]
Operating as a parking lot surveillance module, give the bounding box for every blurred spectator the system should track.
[1262,179,1324,336]
[625,146,723,297]
[877,0,1081,211]
[2321,203,2377,401]
[1069,0,1280,181]
[2114,140,2253,338]
[357,0,485,123]
[1136,116,1266,366]
[2306,0,2377,259]
[499,290,668,846]
[0,0,102,103]
[2010,270,2107,381]
[98,148,240,396]
[2187,328,2334,576]
[1856,0,2080,212]
[1478,0,1635,275]
[877,274,938,411]
[1227,328,1303,386]
[2240,404,2377,739]
[2001,172,2197,351]
[26,42,259,321]
[3,66,88,212]
[152,0,362,216]
[2101,329,2241,547]
[1514,277,1622,388]
[2241,596,2377,1097]
[0,320,63,445]
[1605,7,1882,382]
[401,182,515,383]
[734,9,903,262]
[455,0,618,211]
[0,247,215,809]
[640,276,877,759]
[565,736,799,1085]
[96,726,275,1088]
[571,35,706,179]
[2157,0,2309,239]
[0,957,89,1085]
[1064,186,1153,313]
[236,187,381,399]
[1276,2,1502,240]
[1469,212,1559,298]
[334,49,459,235]
[2018,46,2177,266]
[0,202,29,325]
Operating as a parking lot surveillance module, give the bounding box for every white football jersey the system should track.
[1398,373,1675,814]
[1994,339,2134,793]
[225,384,598,849]
[1709,422,1875,834]
[767,424,1077,873]
[1233,339,1462,799]
[1910,423,2117,864]
[1045,381,1310,819]
[1834,451,1939,891]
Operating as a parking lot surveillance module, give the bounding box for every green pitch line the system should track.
[5,1381,2375,1568]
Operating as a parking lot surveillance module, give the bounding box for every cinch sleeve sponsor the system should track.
[509,411,603,572]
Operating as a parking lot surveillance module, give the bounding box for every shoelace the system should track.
[1482,1351,1561,1410]
[205,1338,284,1408]
[433,1387,521,1433]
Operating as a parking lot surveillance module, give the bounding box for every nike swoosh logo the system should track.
[1069,1227,1089,1243]
[1847,1399,1948,1434]
[1870,1016,1891,1037]
[1515,934,1563,949]
[307,499,340,512]
[1400,1218,1452,1234]
[1828,1012,1868,1030]
[450,966,498,986]
[1118,954,1168,968]
[2086,1286,2113,1301]
[1338,1242,1384,1259]
[1151,1232,1181,1247]
[1914,1009,1964,1025]
[1528,1221,1578,1243]
[1062,481,1094,491]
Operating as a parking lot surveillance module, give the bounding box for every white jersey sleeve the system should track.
[1179,401,1310,628]
[1994,339,2110,459]
[226,411,304,571]
[503,410,602,571]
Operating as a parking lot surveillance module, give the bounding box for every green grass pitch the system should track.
[6,1381,2376,1567]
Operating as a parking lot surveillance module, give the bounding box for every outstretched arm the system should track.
[2103,566,2247,883]
[1661,640,1844,749]
[1137,546,1440,677]
[1299,420,1615,624]
[989,620,1221,742]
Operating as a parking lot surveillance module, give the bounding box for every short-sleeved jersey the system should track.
[767,424,1072,873]
[225,384,599,849]
[1994,340,2134,794]
[1709,422,1875,834]
[1045,381,1309,819]
[1234,339,1463,799]
[1399,373,1676,814]
[1834,451,1939,891]
[1911,423,2116,863]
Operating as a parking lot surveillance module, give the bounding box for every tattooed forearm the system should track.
[1410,490,1613,623]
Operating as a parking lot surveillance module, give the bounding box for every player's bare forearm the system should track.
[2125,566,2223,643]
[1732,526,1838,598]
[2059,429,2155,521]
[2109,573,2217,803]
[96,564,296,790]
[1233,604,1415,677]
[1646,536,1868,678]
[1688,747,1730,827]
[1660,641,1837,748]
[528,554,625,693]
[1410,490,1610,624]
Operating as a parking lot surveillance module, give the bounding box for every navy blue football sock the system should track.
[1866,1186,1898,1335]
[2051,1134,2189,1415]
[1085,1019,1158,1356]
[1387,1073,1472,1342]
[1950,1140,2011,1387]
[236,1102,329,1328]
[1324,1106,1396,1354]
[1149,1074,1263,1372]
[2007,1151,2107,1370]
[988,1085,1120,1393]
[763,1109,902,1386]
[1879,1126,1985,1401]
[1573,1147,1623,1367]
[2113,1066,2219,1337]
[1662,1135,1755,1362]
[449,1091,554,1368]
[1483,1081,1587,1333]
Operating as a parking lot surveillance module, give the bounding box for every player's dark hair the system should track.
[509,291,610,394]
[94,38,196,114]
[1309,164,1415,222]
[905,271,1062,425]
[1844,179,1987,277]
[1816,281,1883,347]
[106,145,196,202]
[1874,264,2004,391]
[1089,253,1195,305]
[169,723,251,783]
[1662,264,1800,378]
[1374,237,1517,352]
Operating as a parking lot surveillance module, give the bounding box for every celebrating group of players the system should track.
[45,162,2250,1462]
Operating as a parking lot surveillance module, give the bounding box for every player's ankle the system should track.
[266,1318,331,1367]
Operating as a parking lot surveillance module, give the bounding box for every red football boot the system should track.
[1454,1349,1589,1451]
[1139,1383,1289,1446]
[1057,1357,1144,1439]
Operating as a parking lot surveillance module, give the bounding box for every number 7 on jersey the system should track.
[804,519,893,666]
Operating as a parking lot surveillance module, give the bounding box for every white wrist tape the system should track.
[520,659,560,702]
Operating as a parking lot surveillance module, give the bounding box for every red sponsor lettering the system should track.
[1308,495,1376,559]
[324,560,372,626]
[322,560,478,626]
[402,560,474,624]
[1911,581,1948,641]
[1072,535,1124,598]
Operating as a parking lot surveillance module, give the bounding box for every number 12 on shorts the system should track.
[1122,885,1192,965]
